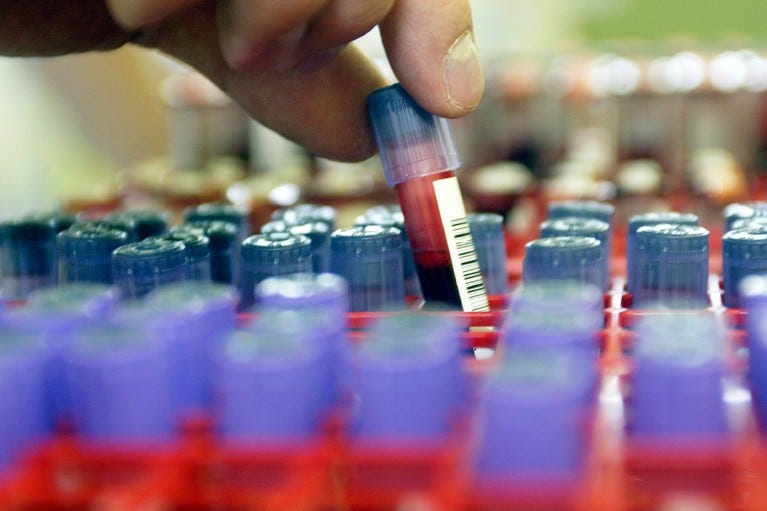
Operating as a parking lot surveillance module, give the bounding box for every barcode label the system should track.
[433,177,490,312]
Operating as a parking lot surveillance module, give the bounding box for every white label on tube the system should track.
[433,177,490,312]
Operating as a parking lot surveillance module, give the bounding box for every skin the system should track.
[0,0,483,162]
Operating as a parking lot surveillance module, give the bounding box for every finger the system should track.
[137,2,387,161]
[106,0,203,30]
[217,0,328,72]
[379,0,483,117]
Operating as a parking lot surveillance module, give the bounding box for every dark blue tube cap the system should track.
[548,201,615,227]
[1,218,57,298]
[184,202,250,241]
[523,236,603,290]
[723,226,767,308]
[186,220,239,285]
[58,222,130,284]
[262,219,331,273]
[272,204,337,231]
[632,224,709,308]
[329,226,404,312]
[105,210,168,241]
[468,213,508,295]
[723,202,767,232]
[367,84,460,187]
[156,227,211,281]
[112,238,188,299]
[23,211,78,234]
[730,217,767,231]
[540,216,609,291]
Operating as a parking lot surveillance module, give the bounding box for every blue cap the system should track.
[186,220,239,285]
[239,232,313,310]
[540,216,609,291]
[23,211,78,234]
[272,204,337,230]
[112,238,188,299]
[367,84,460,187]
[0,327,46,469]
[215,311,332,439]
[66,323,173,441]
[57,222,129,284]
[105,210,168,241]
[723,202,767,232]
[627,212,699,294]
[329,226,405,312]
[548,201,615,226]
[722,227,767,308]
[523,236,603,290]
[476,348,594,478]
[346,313,464,440]
[632,224,709,308]
[184,202,250,241]
[468,213,508,295]
[1,218,57,299]
[630,312,726,439]
[262,219,332,273]
[730,217,767,231]
[159,227,211,281]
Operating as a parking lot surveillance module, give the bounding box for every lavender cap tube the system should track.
[215,311,332,439]
[0,328,46,470]
[630,312,727,439]
[66,323,173,441]
[346,313,464,440]
[476,348,593,478]
[740,276,767,418]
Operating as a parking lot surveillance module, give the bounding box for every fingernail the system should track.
[443,31,484,111]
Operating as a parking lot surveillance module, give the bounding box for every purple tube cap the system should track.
[255,272,348,312]
[5,284,117,330]
[148,281,238,318]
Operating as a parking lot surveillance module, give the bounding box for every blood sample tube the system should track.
[540,216,609,291]
[629,312,727,439]
[272,203,337,231]
[723,201,767,232]
[722,226,767,308]
[345,313,464,439]
[476,348,594,479]
[467,213,508,296]
[523,236,603,290]
[329,225,405,312]
[156,227,211,281]
[261,220,331,273]
[4,284,116,425]
[57,222,129,284]
[66,323,173,441]
[215,311,332,438]
[356,206,422,300]
[112,238,188,299]
[547,200,615,227]
[0,327,46,469]
[184,202,250,242]
[0,218,57,299]
[626,212,699,294]
[239,232,312,311]
[367,84,489,312]
[105,210,168,241]
[632,224,709,308]
[148,282,238,412]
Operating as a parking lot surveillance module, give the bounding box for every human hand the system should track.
[0,0,483,161]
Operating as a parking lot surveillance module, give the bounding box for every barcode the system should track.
[448,217,490,312]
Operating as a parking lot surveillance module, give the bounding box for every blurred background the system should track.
[3,0,767,227]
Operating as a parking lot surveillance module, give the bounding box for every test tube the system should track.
[629,312,727,439]
[184,202,250,242]
[723,226,767,308]
[510,281,604,321]
[467,213,508,296]
[723,201,767,232]
[104,210,168,241]
[730,217,767,231]
[741,276,767,418]
[4,284,117,425]
[356,206,422,300]
[626,212,699,294]
[112,238,188,299]
[57,222,129,284]
[23,211,78,234]
[215,311,332,438]
[186,220,239,285]
[239,232,312,311]
[523,236,604,290]
[157,227,211,281]
[345,313,464,439]
[540,216,609,291]
[547,200,615,227]
[632,224,709,308]
[0,218,57,299]
[148,282,238,412]
[0,327,46,469]
[261,220,331,273]
[329,225,405,312]
[367,84,489,312]
[66,323,173,441]
[476,348,594,479]
[272,203,337,231]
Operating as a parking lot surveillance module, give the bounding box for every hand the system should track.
[0,0,483,161]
